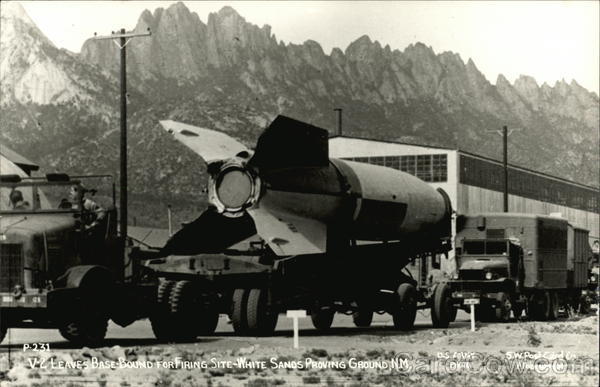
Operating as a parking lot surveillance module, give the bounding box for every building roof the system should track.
[0,143,39,175]
[329,134,599,192]
[329,134,456,151]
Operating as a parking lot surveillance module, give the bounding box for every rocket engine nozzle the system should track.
[208,159,261,217]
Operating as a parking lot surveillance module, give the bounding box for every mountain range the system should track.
[1,1,598,227]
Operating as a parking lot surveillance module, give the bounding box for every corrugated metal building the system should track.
[329,135,599,247]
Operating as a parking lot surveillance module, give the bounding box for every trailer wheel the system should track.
[198,303,219,336]
[150,280,176,341]
[352,309,373,328]
[494,293,512,322]
[394,283,417,330]
[169,281,203,342]
[231,289,249,335]
[311,308,335,331]
[59,316,108,347]
[431,283,451,328]
[246,288,278,336]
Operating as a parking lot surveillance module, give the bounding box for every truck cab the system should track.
[0,173,119,345]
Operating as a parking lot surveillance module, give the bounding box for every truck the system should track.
[432,213,591,327]
[0,173,157,346]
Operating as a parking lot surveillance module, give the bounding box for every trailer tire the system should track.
[150,280,176,341]
[394,283,417,331]
[312,308,335,331]
[246,289,278,336]
[198,305,219,336]
[431,283,451,328]
[59,316,108,347]
[352,309,373,328]
[169,281,203,342]
[232,289,250,335]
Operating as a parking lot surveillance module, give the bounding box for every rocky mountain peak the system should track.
[1,1,34,26]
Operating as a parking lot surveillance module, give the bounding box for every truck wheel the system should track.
[529,291,551,321]
[311,308,335,330]
[394,283,417,330]
[431,283,451,328]
[578,294,590,314]
[169,281,203,342]
[352,309,373,328]
[0,319,7,344]
[150,280,176,341]
[512,304,525,320]
[246,288,278,336]
[549,292,560,320]
[232,289,249,335]
[495,293,512,322]
[475,306,494,322]
[59,316,108,347]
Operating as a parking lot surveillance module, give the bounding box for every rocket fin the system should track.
[159,120,248,164]
[247,207,327,256]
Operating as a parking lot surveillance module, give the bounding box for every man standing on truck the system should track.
[68,185,105,229]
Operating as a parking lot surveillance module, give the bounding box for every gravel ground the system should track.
[1,311,598,386]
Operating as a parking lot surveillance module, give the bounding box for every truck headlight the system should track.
[591,275,596,283]
[485,272,493,280]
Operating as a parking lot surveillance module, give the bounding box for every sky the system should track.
[14,1,600,94]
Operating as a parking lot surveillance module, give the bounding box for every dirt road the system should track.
[1,311,598,386]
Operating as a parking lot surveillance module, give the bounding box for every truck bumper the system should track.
[0,292,47,308]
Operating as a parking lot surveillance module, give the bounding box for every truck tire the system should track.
[394,283,417,330]
[232,289,249,335]
[0,318,6,344]
[169,281,203,342]
[150,280,176,341]
[59,316,108,347]
[311,308,335,330]
[495,293,512,322]
[352,309,373,328]
[578,294,590,314]
[246,288,278,336]
[529,291,551,321]
[431,283,451,328]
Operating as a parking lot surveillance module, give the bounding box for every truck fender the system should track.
[57,265,115,290]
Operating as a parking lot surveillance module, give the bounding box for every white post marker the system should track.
[286,310,307,349]
[463,298,479,332]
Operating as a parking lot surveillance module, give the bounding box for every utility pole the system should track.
[333,108,343,136]
[488,126,520,212]
[91,28,151,277]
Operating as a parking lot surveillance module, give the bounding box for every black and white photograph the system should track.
[0,1,598,386]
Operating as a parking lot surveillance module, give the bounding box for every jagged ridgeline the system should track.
[1,1,598,227]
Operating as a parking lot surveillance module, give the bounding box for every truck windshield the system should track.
[0,183,71,212]
[463,240,507,255]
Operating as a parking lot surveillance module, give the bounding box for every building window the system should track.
[400,155,416,175]
[344,154,448,183]
[416,155,432,181]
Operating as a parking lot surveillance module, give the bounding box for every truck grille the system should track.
[0,243,24,292]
